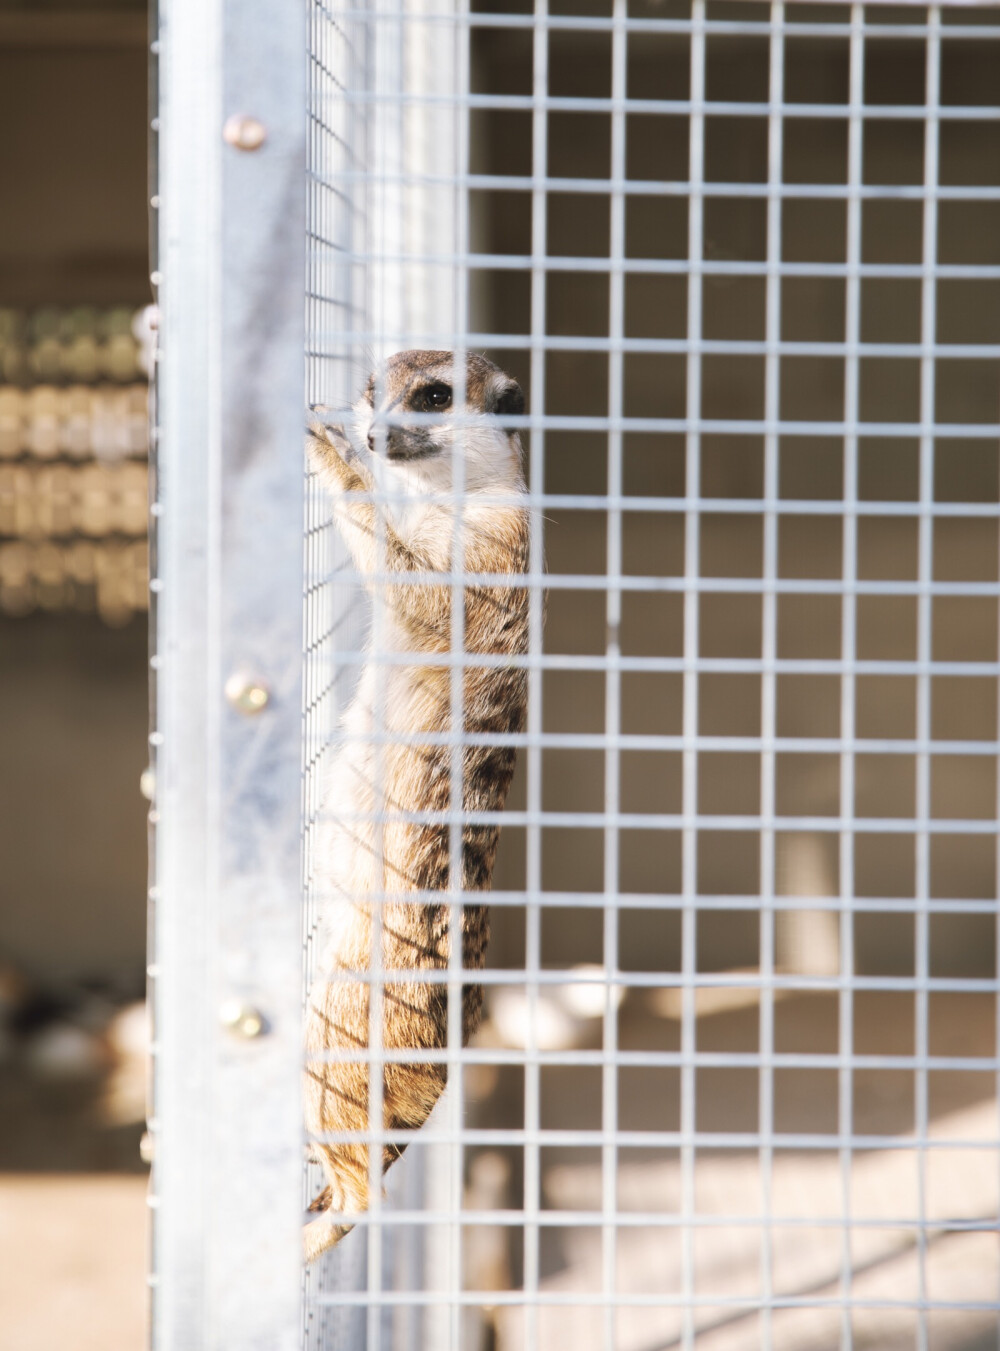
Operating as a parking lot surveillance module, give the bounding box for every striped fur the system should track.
[303,352,530,1261]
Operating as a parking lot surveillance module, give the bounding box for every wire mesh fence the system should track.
[153,1,1000,1348]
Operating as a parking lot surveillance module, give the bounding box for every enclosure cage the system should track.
[150,0,1000,1348]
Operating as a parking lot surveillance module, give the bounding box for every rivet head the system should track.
[219,1000,268,1039]
[223,114,267,151]
[225,673,270,715]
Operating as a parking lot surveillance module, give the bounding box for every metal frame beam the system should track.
[152,1,306,1345]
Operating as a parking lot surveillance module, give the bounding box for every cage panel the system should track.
[152,2,1000,1349]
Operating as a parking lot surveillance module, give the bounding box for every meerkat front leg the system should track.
[307,417,384,580]
[308,417,452,642]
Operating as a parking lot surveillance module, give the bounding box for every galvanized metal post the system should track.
[151,1,306,1347]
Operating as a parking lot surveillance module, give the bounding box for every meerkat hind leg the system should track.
[303,1144,371,1262]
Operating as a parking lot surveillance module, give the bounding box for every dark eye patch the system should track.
[413,382,452,412]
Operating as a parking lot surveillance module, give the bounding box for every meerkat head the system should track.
[354,350,525,496]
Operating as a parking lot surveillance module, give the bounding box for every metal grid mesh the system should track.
[301,2,1000,1349]
[303,5,373,1346]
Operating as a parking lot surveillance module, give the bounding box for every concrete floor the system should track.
[480,990,999,1351]
[0,1038,148,1348]
[0,1174,148,1351]
[495,1096,999,1351]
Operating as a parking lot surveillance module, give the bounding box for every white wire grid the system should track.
[303,6,373,1346]
[300,2,1000,1350]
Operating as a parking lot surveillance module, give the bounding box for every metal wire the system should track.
[296,3,1000,1349]
[303,3,374,1346]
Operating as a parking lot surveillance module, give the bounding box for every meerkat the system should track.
[303,350,530,1263]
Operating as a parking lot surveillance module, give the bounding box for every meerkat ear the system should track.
[491,379,525,424]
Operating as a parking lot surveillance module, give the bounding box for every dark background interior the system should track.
[471,0,1000,980]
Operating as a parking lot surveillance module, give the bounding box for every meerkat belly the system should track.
[314,659,450,973]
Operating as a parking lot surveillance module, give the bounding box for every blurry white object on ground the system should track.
[489,965,626,1051]
[25,1022,107,1082]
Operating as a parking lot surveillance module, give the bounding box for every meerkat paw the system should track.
[307,410,357,465]
[307,1184,332,1212]
[303,1209,355,1263]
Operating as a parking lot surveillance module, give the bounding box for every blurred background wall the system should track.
[0,5,150,1345]
[0,1,150,991]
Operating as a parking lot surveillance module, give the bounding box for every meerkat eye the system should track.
[415,382,451,412]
